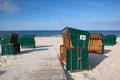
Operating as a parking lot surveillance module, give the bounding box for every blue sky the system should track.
[0,0,120,30]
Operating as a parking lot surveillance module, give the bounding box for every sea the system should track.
[0,30,120,37]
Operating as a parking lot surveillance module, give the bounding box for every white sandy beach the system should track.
[0,37,120,80]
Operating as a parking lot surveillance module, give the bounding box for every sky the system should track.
[0,0,120,30]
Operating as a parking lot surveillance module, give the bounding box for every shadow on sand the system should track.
[65,71,74,80]
[0,71,6,75]
[89,53,107,69]
[15,45,54,55]
[19,48,48,54]
[36,45,53,48]
[104,49,112,54]
[89,55,106,69]
[89,49,112,69]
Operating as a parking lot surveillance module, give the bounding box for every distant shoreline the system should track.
[0,30,120,37]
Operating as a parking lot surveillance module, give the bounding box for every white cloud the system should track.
[0,0,19,12]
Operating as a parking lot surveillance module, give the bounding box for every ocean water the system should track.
[0,30,61,37]
[0,30,120,37]
[89,30,120,37]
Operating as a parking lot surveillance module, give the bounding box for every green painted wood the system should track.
[104,35,117,46]
[2,43,14,55]
[1,35,11,44]
[66,48,88,71]
[21,45,35,48]
[18,35,35,48]
[0,36,2,44]
[62,27,90,71]
[18,35,34,44]
[62,27,90,48]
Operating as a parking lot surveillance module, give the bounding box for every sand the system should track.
[0,37,120,80]
[0,37,66,80]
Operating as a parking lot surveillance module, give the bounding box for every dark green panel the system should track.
[2,43,14,55]
[18,35,35,48]
[21,38,34,44]
[18,35,35,43]
[71,50,77,70]
[18,36,23,43]
[21,45,35,48]
[66,48,88,71]
[70,35,78,47]
[0,36,2,44]
[81,50,88,70]
[66,49,71,70]
[1,35,11,44]
[70,34,90,48]
[104,35,117,46]
[62,27,90,48]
